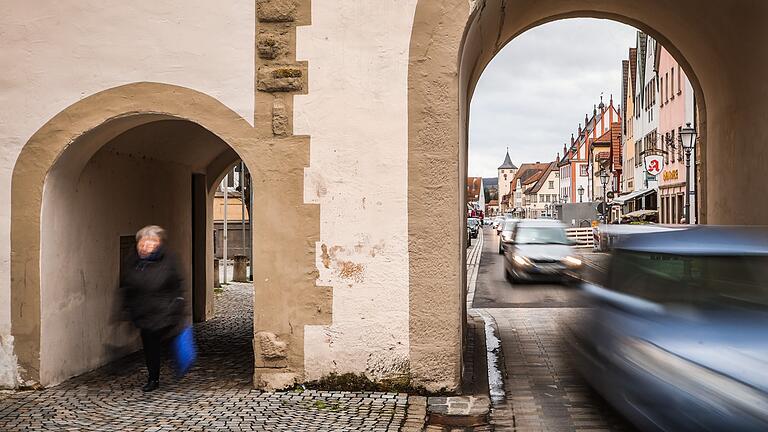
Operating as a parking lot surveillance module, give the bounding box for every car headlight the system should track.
[513,255,532,266]
[563,256,582,267]
[619,338,768,421]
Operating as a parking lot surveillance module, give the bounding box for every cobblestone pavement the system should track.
[0,283,416,431]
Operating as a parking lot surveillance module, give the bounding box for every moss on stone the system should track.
[302,372,453,396]
[272,68,302,78]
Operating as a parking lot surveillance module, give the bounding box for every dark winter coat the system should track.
[120,246,185,334]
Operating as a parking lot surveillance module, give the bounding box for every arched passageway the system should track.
[407,0,767,390]
[11,82,329,387]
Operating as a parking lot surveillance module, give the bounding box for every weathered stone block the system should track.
[257,65,304,92]
[256,0,298,22]
[255,371,299,391]
[257,30,289,60]
[256,331,287,359]
[272,97,289,136]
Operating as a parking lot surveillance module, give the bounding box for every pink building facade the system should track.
[656,46,696,224]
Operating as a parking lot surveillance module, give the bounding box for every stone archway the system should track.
[11,82,330,387]
[408,0,767,391]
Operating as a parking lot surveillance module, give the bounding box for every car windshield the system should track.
[514,226,569,244]
[467,219,480,227]
[502,221,517,231]
[610,251,768,309]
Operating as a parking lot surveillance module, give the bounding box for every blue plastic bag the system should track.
[173,326,197,377]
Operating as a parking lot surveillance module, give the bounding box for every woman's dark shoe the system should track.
[142,380,159,392]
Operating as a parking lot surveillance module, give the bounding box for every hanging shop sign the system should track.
[662,169,679,181]
[644,155,664,176]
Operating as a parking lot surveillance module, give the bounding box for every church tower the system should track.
[497,149,518,198]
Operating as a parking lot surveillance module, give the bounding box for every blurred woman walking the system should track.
[120,225,185,392]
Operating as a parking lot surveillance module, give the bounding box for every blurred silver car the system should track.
[502,219,582,282]
[568,226,768,432]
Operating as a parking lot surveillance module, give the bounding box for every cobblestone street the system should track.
[0,283,416,431]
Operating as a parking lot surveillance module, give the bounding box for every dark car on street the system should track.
[568,226,768,432]
[467,217,481,239]
[502,219,582,282]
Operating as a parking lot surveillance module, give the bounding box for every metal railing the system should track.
[565,227,594,248]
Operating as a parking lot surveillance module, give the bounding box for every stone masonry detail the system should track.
[252,0,332,391]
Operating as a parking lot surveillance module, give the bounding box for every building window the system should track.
[670,129,676,161]
[580,164,588,176]
[677,65,682,95]
[548,180,554,189]
[665,72,669,103]
[670,67,675,99]
[504,174,507,181]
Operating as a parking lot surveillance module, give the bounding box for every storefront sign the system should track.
[644,155,664,176]
[662,169,679,181]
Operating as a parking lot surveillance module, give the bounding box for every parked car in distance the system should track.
[467,217,481,239]
[502,219,581,282]
[498,219,519,254]
[496,216,509,235]
[492,216,504,230]
[567,226,768,432]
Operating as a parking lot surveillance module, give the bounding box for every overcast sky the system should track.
[469,19,637,178]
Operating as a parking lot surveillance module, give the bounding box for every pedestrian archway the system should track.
[11,82,330,387]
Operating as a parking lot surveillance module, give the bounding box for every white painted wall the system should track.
[295,0,418,381]
[40,148,193,386]
[0,0,254,386]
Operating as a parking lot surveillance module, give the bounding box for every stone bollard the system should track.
[233,255,249,282]
[214,258,220,288]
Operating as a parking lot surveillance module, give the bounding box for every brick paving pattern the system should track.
[486,308,636,432]
[0,283,411,431]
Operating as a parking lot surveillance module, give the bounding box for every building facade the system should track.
[621,48,638,196]
[522,161,560,218]
[629,32,659,210]
[559,98,620,205]
[656,45,696,224]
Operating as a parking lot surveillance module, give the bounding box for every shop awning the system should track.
[612,187,656,205]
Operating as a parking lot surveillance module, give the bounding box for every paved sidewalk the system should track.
[0,283,418,431]
[486,308,635,431]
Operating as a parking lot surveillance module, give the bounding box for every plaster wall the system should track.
[294,0,418,381]
[0,0,254,386]
[39,148,192,386]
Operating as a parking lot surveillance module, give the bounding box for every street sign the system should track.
[644,155,664,176]
[596,202,606,214]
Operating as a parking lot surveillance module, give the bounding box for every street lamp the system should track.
[599,168,609,221]
[577,185,584,203]
[679,122,697,224]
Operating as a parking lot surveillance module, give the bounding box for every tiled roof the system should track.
[526,161,557,194]
[510,162,550,192]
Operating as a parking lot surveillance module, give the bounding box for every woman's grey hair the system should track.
[136,225,166,242]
